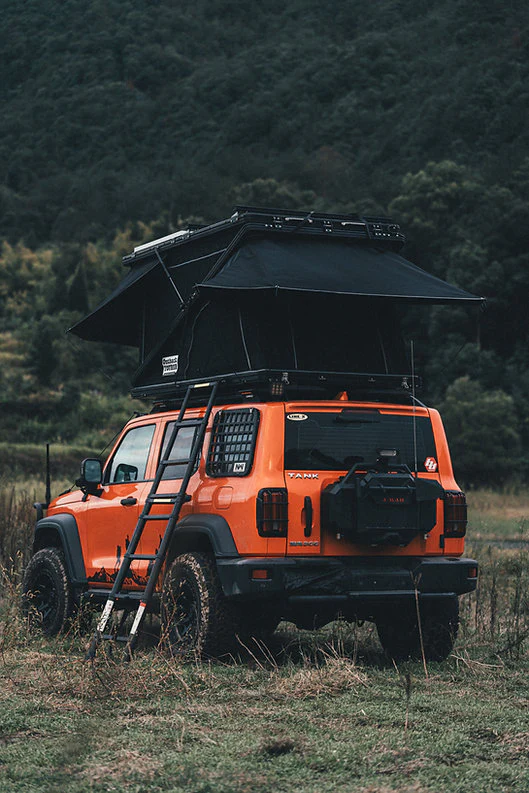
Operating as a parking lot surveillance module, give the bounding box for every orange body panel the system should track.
[47,397,467,591]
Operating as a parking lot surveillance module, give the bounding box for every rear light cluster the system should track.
[256,488,288,537]
[444,491,467,538]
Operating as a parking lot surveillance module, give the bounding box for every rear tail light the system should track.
[257,488,288,537]
[444,491,467,538]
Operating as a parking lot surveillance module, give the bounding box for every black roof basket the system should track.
[144,369,421,410]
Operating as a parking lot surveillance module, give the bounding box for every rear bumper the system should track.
[217,556,477,618]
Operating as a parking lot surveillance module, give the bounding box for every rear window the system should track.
[284,410,437,473]
[206,408,260,477]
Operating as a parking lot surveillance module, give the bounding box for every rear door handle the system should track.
[304,496,313,537]
[120,497,137,506]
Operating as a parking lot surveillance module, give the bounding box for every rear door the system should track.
[283,409,332,556]
[284,405,440,556]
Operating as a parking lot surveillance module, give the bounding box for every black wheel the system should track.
[22,548,75,636]
[161,552,236,657]
[376,597,459,662]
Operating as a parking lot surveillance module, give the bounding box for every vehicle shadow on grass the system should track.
[133,616,390,669]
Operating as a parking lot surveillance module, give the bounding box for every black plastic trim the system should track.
[215,556,478,601]
[33,515,87,585]
[170,514,239,559]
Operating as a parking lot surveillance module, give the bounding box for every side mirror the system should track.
[76,458,103,496]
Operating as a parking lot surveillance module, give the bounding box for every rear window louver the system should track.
[206,408,260,477]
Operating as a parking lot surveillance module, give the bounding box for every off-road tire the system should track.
[376,597,459,662]
[22,548,75,636]
[161,551,236,657]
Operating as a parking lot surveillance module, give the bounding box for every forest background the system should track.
[1,0,528,487]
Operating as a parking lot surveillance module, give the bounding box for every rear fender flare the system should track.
[33,515,87,586]
[167,514,238,566]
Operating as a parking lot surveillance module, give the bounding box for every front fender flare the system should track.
[34,514,87,586]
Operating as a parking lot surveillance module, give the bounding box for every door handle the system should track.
[303,496,313,537]
[120,497,137,506]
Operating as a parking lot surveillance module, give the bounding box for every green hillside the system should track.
[2,0,528,243]
[1,0,528,485]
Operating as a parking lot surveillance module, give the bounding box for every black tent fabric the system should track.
[67,208,485,398]
[70,245,226,345]
[71,257,159,345]
[133,292,409,393]
[69,223,485,396]
[198,237,481,303]
[71,234,482,347]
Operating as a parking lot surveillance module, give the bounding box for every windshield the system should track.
[284,410,437,473]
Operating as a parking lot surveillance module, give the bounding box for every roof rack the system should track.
[138,369,421,410]
[122,206,405,266]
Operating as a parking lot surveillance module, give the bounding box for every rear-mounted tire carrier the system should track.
[321,462,444,546]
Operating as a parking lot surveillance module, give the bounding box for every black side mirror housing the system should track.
[76,458,103,496]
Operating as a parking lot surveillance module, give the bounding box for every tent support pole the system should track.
[155,248,185,306]
[239,308,252,369]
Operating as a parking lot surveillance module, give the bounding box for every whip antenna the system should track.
[45,443,51,506]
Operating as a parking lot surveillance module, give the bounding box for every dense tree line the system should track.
[1,167,528,485]
[1,0,528,244]
[1,0,528,485]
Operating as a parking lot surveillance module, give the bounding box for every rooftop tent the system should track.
[69,207,484,400]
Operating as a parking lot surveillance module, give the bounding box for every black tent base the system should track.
[136,369,421,410]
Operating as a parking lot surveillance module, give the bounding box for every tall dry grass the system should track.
[0,484,36,571]
[0,480,528,663]
[0,477,72,571]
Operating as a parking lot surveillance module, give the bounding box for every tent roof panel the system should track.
[199,238,482,303]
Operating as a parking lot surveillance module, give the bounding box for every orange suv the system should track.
[24,393,476,660]
[23,206,480,660]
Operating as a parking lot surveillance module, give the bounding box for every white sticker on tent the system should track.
[162,355,179,376]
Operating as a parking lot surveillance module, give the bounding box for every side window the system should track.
[159,423,197,480]
[206,408,260,477]
[107,424,156,484]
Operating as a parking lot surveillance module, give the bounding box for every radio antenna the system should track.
[411,341,418,476]
[45,443,51,506]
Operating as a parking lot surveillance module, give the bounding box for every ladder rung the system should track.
[147,493,181,500]
[144,494,191,507]
[112,592,146,601]
[143,514,174,521]
[126,553,158,560]
[101,634,129,643]
[83,589,155,604]
[173,418,205,428]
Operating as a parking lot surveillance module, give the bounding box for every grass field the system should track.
[0,479,528,793]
